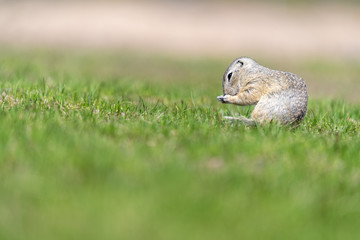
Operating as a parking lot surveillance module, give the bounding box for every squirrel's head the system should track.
[222,57,260,95]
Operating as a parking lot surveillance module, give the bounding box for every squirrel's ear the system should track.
[236,60,244,67]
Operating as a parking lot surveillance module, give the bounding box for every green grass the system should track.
[1,49,360,240]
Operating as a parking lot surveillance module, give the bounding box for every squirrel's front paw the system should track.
[217,95,230,103]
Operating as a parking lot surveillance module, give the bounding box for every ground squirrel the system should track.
[217,57,308,125]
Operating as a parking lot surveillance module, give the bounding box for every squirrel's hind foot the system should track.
[223,115,256,126]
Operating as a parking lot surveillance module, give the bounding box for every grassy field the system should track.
[1,49,360,240]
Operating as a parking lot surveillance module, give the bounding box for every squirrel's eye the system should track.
[237,60,244,66]
[227,72,233,82]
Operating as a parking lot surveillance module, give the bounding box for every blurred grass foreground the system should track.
[1,1,360,240]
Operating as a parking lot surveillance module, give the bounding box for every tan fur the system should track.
[217,57,308,125]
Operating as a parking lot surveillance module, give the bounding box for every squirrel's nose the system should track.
[227,72,233,82]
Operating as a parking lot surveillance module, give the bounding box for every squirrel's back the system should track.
[252,69,308,124]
